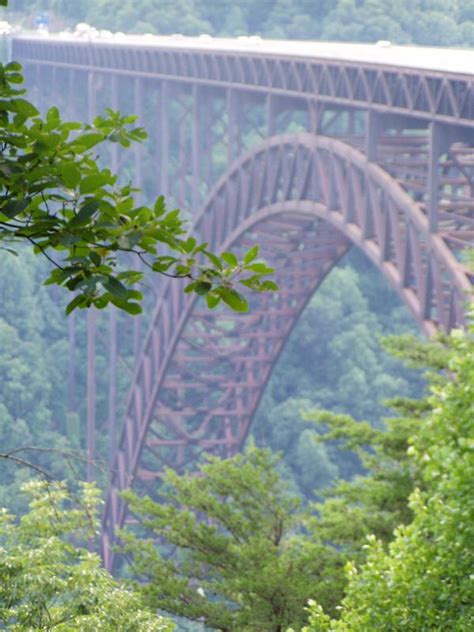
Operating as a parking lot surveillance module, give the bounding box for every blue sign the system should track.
[35,13,49,28]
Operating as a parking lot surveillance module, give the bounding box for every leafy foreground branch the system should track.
[0,60,276,315]
[0,480,173,631]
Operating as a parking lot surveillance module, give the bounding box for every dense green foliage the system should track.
[303,320,474,631]
[0,248,79,514]
[9,0,474,47]
[122,448,336,632]
[119,322,472,631]
[0,480,173,630]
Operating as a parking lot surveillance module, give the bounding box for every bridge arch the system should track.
[102,132,471,570]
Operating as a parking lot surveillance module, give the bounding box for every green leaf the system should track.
[258,280,279,292]
[203,250,223,271]
[71,132,104,149]
[152,256,178,273]
[239,275,260,289]
[206,292,221,309]
[126,289,143,301]
[175,264,191,276]
[69,200,100,227]
[46,106,60,122]
[9,98,39,117]
[243,245,259,264]
[89,251,101,266]
[65,294,87,315]
[117,270,143,284]
[195,281,212,295]
[102,276,129,300]
[184,281,197,294]
[182,237,196,253]
[61,163,81,189]
[247,262,274,275]
[79,172,111,194]
[153,195,166,217]
[218,288,249,312]
[221,252,239,268]
[5,62,22,72]
[2,198,30,218]
[111,299,142,315]
[165,209,180,222]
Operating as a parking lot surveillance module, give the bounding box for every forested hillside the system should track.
[0,0,426,514]
[0,244,421,510]
[1,1,472,629]
[8,0,474,47]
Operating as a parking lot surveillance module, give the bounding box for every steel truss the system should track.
[14,38,474,125]
[12,37,473,572]
[101,133,471,570]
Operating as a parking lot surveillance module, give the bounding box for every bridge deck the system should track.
[16,33,474,78]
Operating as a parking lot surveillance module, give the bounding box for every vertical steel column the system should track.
[86,72,97,483]
[108,74,119,184]
[428,122,445,233]
[34,63,42,112]
[177,89,189,210]
[108,308,117,470]
[67,312,76,414]
[160,81,170,197]
[87,308,97,482]
[66,66,78,426]
[133,77,144,358]
[227,89,238,166]
[67,69,76,119]
[366,111,384,161]
[308,100,320,134]
[266,94,277,136]
[348,109,356,136]
[51,65,58,110]
[192,84,201,213]
[107,74,122,469]
[87,71,96,124]
[133,78,144,195]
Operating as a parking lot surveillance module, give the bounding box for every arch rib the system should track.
[102,133,472,570]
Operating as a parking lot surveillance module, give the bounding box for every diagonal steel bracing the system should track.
[101,133,471,570]
[12,36,473,572]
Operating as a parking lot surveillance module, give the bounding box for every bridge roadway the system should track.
[14,32,474,125]
[15,31,474,74]
[12,34,474,571]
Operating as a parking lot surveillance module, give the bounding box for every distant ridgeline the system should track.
[5,0,474,47]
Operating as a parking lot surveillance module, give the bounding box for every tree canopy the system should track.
[303,317,474,631]
[9,0,474,47]
[121,448,334,632]
[119,323,452,629]
[0,480,173,630]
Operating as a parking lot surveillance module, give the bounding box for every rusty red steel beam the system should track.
[12,37,474,127]
[101,133,472,571]
[14,36,474,572]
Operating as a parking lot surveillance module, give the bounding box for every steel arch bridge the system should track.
[12,35,474,571]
